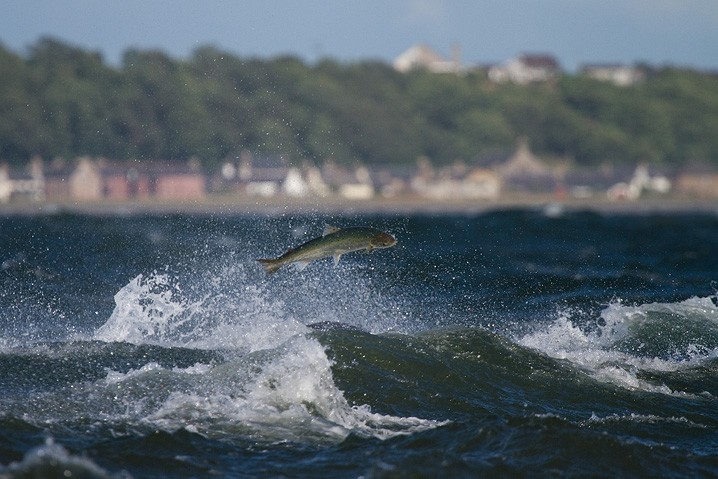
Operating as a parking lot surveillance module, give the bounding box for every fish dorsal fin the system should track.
[323,225,341,236]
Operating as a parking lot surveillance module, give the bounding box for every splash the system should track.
[89,269,446,443]
[93,272,308,352]
[519,296,718,394]
[94,273,193,345]
[94,255,414,350]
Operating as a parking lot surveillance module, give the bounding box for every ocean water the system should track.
[1,207,717,478]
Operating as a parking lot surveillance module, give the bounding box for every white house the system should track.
[338,166,374,200]
[488,54,561,84]
[0,164,11,203]
[0,158,45,203]
[239,153,290,197]
[69,157,103,200]
[580,64,645,87]
[322,162,375,200]
[607,164,671,200]
[282,167,310,197]
[393,44,460,74]
[304,165,331,197]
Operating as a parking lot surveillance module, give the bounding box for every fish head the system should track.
[370,231,397,249]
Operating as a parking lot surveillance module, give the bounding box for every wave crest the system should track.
[519,296,718,394]
[88,271,446,443]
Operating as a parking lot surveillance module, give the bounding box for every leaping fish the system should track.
[257,226,396,274]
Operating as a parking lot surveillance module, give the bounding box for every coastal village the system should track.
[2,141,715,206]
[1,46,717,206]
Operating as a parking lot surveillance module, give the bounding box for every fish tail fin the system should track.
[257,258,282,274]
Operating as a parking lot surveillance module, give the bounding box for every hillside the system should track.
[1,38,717,170]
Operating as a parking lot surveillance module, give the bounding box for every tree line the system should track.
[1,37,717,170]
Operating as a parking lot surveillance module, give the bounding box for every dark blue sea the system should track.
[1,207,718,478]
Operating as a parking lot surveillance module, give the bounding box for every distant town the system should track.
[2,139,717,208]
[1,44,717,208]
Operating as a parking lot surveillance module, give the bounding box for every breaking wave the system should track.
[88,268,447,443]
[519,295,718,395]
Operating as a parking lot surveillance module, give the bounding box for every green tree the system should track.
[2,38,718,170]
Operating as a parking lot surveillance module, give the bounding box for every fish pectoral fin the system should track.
[333,254,342,266]
[295,260,312,271]
[323,225,341,236]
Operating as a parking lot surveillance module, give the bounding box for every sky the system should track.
[2,0,717,72]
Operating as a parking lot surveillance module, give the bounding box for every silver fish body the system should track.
[257,226,396,274]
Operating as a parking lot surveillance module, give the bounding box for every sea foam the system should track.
[519,296,718,395]
[90,270,446,443]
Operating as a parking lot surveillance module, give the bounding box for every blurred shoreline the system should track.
[2,194,718,217]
